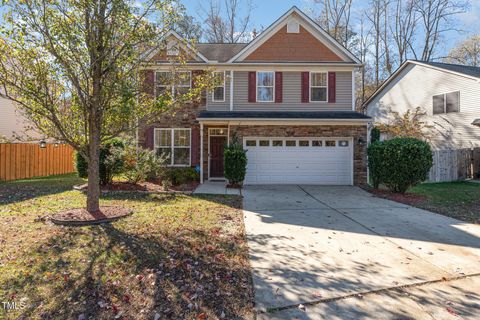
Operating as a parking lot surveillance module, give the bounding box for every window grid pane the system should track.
[257,72,274,102]
[433,94,445,114]
[446,91,460,113]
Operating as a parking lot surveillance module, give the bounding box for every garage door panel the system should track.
[244,137,353,185]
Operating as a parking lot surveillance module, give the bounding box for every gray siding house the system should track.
[138,7,371,186]
[365,60,480,150]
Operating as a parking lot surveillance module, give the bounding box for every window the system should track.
[212,71,225,102]
[154,128,191,166]
[272,140,283,147]
[286,140,296,147]
[299,140,309,147]
[257,71,274,102]
[312,140,323,147]
[432,91,460,114]
[155,71,191,97]
[259,140,270,147]
[326,140,336,147]
[246,140,256,147]
[310,72,328,102]
[339,140,349,147]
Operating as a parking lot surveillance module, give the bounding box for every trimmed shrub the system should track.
[75,152,88,178]
[163,167,199,186]
[368,138,433,193]
[224,135,247,186]
[75,138,124,184]
[367,141,385,189]
[370,127,381,143]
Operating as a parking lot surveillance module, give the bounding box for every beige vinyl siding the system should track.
[366,63,480,150]
[232,71,352,111]
[0,97,39,140]
[206,72,231,111]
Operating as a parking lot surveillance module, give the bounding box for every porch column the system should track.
[200,122,204,184]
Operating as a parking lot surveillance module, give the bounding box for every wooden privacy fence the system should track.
[0,143,75,181]
[428,148,480,182]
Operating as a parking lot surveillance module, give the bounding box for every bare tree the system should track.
[367,0,388,87]
[311,0,355,49]
[201,0,253,43]
[413,0,469,61]
[390,0,417,65]
[445,35,480,66]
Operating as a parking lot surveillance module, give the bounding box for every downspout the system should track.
[200,122,204,184]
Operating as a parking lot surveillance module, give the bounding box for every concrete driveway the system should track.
[242,185,480,319]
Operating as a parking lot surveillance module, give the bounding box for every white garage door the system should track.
[244,137,353,185]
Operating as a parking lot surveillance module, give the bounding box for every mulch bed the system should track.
[51,206,132,226]
[367,187,428,206]
[74,180,199,193]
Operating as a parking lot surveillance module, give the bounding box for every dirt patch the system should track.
[367,188,428,206]
[51,206,132,226]
[74,180,199,193]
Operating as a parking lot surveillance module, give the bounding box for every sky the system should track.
[180,0,480,59]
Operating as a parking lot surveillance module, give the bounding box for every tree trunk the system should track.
[86,118,101,213]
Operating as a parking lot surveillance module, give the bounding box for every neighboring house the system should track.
[365,60,480,150]
[0,96,40,141]
[139,6,369,186]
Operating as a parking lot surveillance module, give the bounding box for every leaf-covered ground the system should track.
[0,174,254,319]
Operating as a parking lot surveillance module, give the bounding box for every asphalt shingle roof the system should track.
[415,60,480,78]
[196,43,248,62]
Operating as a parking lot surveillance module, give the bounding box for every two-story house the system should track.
[139,6,369,186]
[365,60,480,150]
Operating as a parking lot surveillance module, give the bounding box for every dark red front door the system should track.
[210,136,226,178]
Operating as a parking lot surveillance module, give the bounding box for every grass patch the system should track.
[0,174,254,319]
[407,181,480,223]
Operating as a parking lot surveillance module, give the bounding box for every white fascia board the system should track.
[197,119,371,126]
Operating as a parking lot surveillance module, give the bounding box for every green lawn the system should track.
[0,174,254,319]
[408,181,480,223]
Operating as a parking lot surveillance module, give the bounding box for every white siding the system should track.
[366,64,480,150]
[0,97,39,141]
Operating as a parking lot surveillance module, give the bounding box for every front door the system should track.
[210,136,227,178]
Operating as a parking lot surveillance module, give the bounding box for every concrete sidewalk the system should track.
[242,185,480,319]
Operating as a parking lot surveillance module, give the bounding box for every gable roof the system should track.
[196,43,247,62]
[413,60,480,78]
[227,6,361,64]
[363,60,480,108]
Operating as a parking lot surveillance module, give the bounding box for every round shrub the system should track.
[224,135,247,186]
[368,138,433,193]
[74,138,124,184]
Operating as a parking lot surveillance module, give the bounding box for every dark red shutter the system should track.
[191,126,200,166]
[145,126,154,150]
[275,72,283,103]
[301,72,309,103]
[328,72,336,103]
[248,72,256,102]
[142,70,155,95]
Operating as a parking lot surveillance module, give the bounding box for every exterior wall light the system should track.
[39,140,47,148]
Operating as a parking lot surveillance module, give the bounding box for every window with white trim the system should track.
[310,72,328,102]
[257,71,274,102]
[432,91,460,115]
[154,128,191,166]
[155,71,191,97]
[212,71,225,102]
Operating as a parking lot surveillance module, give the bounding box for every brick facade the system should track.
[228,125,368,186]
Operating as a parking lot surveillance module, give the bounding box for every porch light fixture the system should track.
[472,119,480,127]
[357,137,366,145]
[39,140,47,149]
